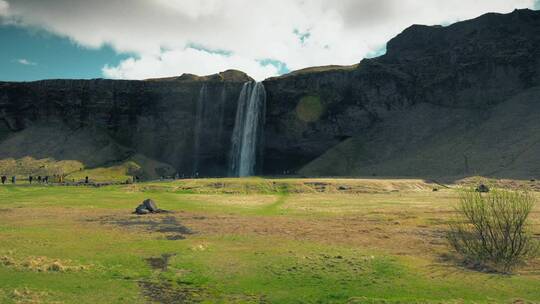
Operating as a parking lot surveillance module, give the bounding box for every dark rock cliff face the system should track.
[1,9,540,178]
[262,9,540,175]
[0,70,252,177]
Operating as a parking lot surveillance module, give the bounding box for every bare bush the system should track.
[447,189,538,272]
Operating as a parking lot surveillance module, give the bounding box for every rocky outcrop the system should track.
[0,70,252,177]
[262,8,540,175]
[1,9,540,179]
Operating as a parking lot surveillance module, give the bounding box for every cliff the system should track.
[264,8,540,178]
[1,9,540,180]
[0,70,252,178]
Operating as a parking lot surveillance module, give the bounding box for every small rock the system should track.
[135,208,149,215]
[135,204,150,214]
[475,184,489,193]
[166,235,185,240]
[48,262,64,272]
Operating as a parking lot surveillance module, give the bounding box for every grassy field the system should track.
[0,178,539,303]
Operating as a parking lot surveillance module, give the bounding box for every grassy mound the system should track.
[0,123,176,182]
[0,157,83,178]
[65,154,175,183]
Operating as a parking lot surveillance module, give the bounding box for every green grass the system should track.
[0,179,539,303]
[0,153,176,183]
[0,157,84,179]
[65,161,140,183]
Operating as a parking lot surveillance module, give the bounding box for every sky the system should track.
[0,0,539,81]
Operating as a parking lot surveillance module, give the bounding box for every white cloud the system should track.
[0,0,8,14]
[102,48,279,81]
[16,58,37,66]
[1,0,536,80]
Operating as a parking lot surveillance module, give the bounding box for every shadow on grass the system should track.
[89,214,195,241]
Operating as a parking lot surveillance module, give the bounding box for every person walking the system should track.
[29,175,33,184]
[11,176,16,184]
[1,176,6,184]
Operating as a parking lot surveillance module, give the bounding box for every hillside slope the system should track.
[0,123,175,179]
[300,87,540,179]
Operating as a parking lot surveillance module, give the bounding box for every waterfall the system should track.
[229,82,266,177]
[192,83,208,174]
[216,86,227,145]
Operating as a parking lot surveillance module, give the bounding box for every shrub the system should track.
[447,189,538,272]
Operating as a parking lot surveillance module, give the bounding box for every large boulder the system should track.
[143,199,158,212]
[134,198,168,215]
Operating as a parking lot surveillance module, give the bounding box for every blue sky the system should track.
[0,0,537,82]
[0,25,130,81]
[0,23,291,81]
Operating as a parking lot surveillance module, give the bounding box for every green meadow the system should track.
[0,178,539,303]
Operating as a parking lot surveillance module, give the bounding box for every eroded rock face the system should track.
[0,70,252,177]
[262,62,416,174]
[1,9,540,178]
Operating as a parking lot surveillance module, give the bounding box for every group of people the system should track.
[1,174,192,185]
[1,175,51,184]
[0,175,16,184]
[28,175,50,184]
